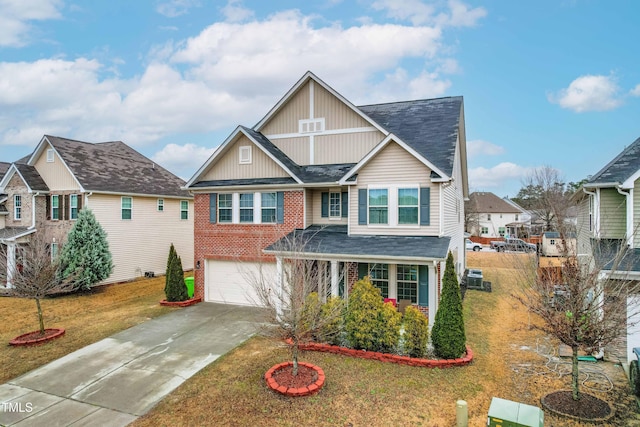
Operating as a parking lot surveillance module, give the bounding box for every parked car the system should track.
[465,239,482,252]
[490,238,536,253]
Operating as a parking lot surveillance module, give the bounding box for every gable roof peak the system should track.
[587,136,640,186]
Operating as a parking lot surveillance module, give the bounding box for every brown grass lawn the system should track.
[0,274,186,383]
[132,253,640,427]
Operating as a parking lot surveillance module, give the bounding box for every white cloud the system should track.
[469,162,532,189]
[221,0,254,23]
[467,140,505,158]
[152,143,215,177]
[0,0,62,47]
[631,84,640,97]
[446,0,487,27]
[371,0,486,28]
[548,74,623,112]
[156,0,201,18]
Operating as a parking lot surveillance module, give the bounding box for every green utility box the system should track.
[184,277,194,298]
[487,397,544,427]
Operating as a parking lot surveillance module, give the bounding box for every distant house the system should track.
[466,192,522,238]
[0,135,194,286]
[541,231,576,257]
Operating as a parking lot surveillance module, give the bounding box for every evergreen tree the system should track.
[165,244,188,302]
[59,208,113,290]
[431,252,466,359]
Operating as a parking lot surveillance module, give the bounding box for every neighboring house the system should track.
[185,71,469,325]
[541,231,576,257]
[0,135,194,286]
[502,197,533,238]
[575,136,640,363]
[466,192,522,238]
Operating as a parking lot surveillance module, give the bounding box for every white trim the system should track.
[339,134,449,185]
[266,126,379,140]
[157,198,164,211]
[121,196,133,220]
[46,149,54,162]
[13,194,22,220]
[298,118,325,134]
[309,80,314,119]
[28,136,85,192]
[309,135,314,164]
[239,145,252,164]
[622,169,640,189]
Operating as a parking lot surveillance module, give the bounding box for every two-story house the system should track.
[0,135,194,286]
[466,191,523,238]
[575,136,640,363]
[185,71,469,325]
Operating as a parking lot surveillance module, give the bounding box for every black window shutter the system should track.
[420,187,430,226]
[77,194,83,211]
[321,192,328,218]
[46,196,51,220]
[209,193,217,223]
[276,191,284,224]
[341,192,348,217]
[63,195,69,220]
[358,189,367,225]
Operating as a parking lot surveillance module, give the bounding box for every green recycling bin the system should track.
[487,397,544,427]
[184,277,194,298]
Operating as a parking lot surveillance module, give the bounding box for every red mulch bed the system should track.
[272,364,318,389]
[9,328,65,346]
[542,390,612,421]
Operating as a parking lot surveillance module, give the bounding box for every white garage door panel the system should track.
[206,260,276,306]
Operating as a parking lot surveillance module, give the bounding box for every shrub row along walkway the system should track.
[0,303,263,426]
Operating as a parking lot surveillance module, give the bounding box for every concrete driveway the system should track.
[0,302,264,426]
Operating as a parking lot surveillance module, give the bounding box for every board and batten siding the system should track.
[260,82,311,136]
[442,138,465,273]
[313,82,373,130]
[314,132,384,165]
[349,141,439,236]
[34,145,81,191]
[271,137,310,165]
[599,188,626,239]
[202,135,289,181]
[87,194,194,284]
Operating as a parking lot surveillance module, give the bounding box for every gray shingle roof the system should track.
[358,97,463,177]
[265,225,451,260]
[45,136,189,198]
[15,164,49,191]
[588,137,640,185]
[467,192,520,214]
[0,162,10,181]
[0,227,34,240]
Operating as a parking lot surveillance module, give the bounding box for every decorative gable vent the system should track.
[239,146,252,164]
[299,118,325,134]
[46,149,54,163]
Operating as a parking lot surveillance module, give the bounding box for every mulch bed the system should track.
[542,390,612,421]
[272,364,318,389]
[9,328,66,346]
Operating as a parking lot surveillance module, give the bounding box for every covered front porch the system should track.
[263,225,450,326]
[0,227,36,288]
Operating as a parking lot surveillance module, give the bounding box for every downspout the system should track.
[85,192,93,208]
[616,186,633,247]
[582,187,598,238]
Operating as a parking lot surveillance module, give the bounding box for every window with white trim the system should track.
[218,194,233,223]
[121,197,132,220]
[239,193,254,223]
[239,146,252,164]
[515,214,519,221]
[51,242,58,260]
[329,192,341,218]
[51,195,60,220]
[70,194,78,220]
[261,192,277,223]
[369,263,389,298]
[368,189,388,224]
[14,195,21,220]
[157,199,164,212]
[397,264,418,303]
[398,188,418,224]
[481,226,489,234]
[46,149,54,162]
[180,200,189,220]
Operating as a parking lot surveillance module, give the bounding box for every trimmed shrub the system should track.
[345,277,384,350]
[318,296,345,345]
[165,244,188,302]
[375,301,402,353]
[431,252,467,359]
[403,306,429,357]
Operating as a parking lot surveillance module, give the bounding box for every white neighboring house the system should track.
[0,135,194,286]
[467,192,522,238]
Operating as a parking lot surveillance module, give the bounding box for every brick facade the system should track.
[193,190,305,299]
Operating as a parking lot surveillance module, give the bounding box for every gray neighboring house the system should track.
[575,136,640,363]
[1,135,194,287]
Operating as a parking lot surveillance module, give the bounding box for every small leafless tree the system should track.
[0,231,75,335]
[464,198,480,236]
[512,240,640,401]
[247,229,345,376]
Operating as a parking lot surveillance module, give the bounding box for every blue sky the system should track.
[1,0,639,197]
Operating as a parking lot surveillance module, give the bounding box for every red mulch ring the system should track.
[542,390,612,421]
[272,364,318,389]
[9,328,65,346]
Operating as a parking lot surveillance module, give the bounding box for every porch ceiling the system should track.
[264,225,451,262]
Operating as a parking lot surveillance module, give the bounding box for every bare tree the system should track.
[247,229,345,376]
[0,231,75,335]
[464,198,480,236]
[512,240,640,401]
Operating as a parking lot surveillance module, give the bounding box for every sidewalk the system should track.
[0,303,263,426]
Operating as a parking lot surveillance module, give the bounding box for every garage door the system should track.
[205,260,277,306]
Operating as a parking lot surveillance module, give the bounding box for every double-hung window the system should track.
[121,197,132,220]
[157,199,164,212]
[14,195,21,220]
[218,194,232,223]
[261,192,277,223]
[368,189,388,224]
[397,264,418,303]
[329,192,341,218]
[180,200,189,220]
[51,242,59,260]
[70,194,78,220]
[398,188,418,224]
[239,193,254,223]
[369,263,389,298]
[51,195,60,220]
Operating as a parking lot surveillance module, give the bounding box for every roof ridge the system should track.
[357,96,462,109]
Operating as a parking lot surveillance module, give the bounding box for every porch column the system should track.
[275,256,284,320]
[428,261,438,327]
[6,242,16,289]
[330,260,339,297]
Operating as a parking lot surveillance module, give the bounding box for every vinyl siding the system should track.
[270,136,310,165]
[599,188,626,239]
[313,82,372,130]
[34,145,81,191]
[313,132,384,165]
[202,135,289,181]
[442,138,465,273]
[349,142,439,236]
[88,194,194,284]
[634,179,640,248]
[310,188,348,225]
[576,196,593,255]
[260,82,311,135]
